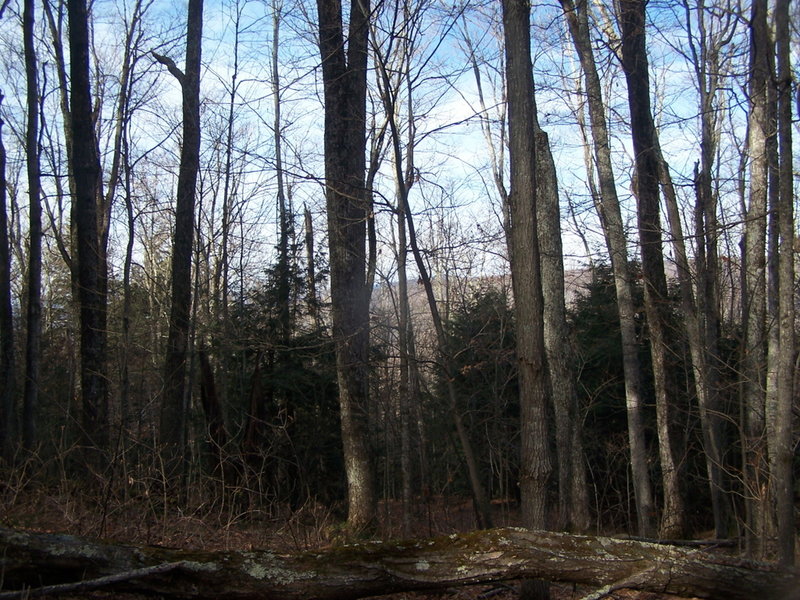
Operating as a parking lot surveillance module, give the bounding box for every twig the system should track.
[577,566,656,600]
[615,535,736,548]
[0,561,186,599]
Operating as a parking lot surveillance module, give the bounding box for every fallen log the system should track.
[1,525,798,600]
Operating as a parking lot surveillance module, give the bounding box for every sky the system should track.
[0,0,787,300]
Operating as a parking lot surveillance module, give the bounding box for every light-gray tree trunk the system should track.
[768,0,794,566]
[559,0,655,537]
[741,0,770,559]
[3,525,799,600]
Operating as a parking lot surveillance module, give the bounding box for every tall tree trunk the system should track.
[559,0,655,537]
[317,0,376,531]
[22,0,42,454]
[156,0,204,479]
[272,0,291,342]
[68,0,109,460]
[769,0,794,566]
[502,2,552,597]
[618,0,685,538]
[741,0,770,559]
[0,96,16,463]
[534,127,591,533]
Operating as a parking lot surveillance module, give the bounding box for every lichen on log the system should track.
[1,525,798,600]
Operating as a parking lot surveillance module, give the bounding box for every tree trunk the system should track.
[741,0,770,559]
[534,128,590,533]
[501,6,553,598]
[68,0,109,459]
[156,0,204,478]
[272,0,292,342]
[769,0,794,566]
[303,205,320,327]
[502,0,552,535]
[317,0,376,531]
[618,0,686,539]
[21,0,41,454]
[559,0,655,537]
[1,526,798,600]
[0,96,15,463]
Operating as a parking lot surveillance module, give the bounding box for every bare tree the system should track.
[464,4,589,533]
[0,94,15,462]
[317,0,377,531]
[68,0,109,459]
[502,0,552,590]
[681,0,736,539]
[155,0,204,477]
[22,0,42,453]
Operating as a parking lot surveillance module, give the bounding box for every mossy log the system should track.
[1,525,798,600]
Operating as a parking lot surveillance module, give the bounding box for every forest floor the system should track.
[1,488,702,600]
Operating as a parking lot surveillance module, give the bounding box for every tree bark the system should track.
[317,0,376,531]
[534,128,590,534]
[1,526,798,600]
[741,0,770,559]
[0,96,15,463]
[502,0,552,536]
[157,0,204,478]
[769,0,794,566]
[68,0,109,458]
[618,0,686,539]
[22,0,42,454]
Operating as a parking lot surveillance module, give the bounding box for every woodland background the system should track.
[0,0,797,583]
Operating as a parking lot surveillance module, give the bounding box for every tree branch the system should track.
[151,51,185,85]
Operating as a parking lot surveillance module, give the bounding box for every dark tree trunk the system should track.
[22,0,42,454]
[303,205,320,327]
[317,0,376,531]
[68,0,109,458]
[157,0,204,478]
[1,526,798,600]
[0,97,15,463]
[502,3,553,597]
[501,0,552,533]
[272,0,292,342]
[618,0,685,538]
